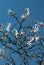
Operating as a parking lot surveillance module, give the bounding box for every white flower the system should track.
[13,29,19,38]
[27,35,39,46]
[35,35,39,41]
[21,8,30,21]
[34,21,40,26]
[39,22,43,25]
[25,8,30,15]
[30,37,34,42]
[35,21,44,27]
[21,14,28,20]
[27,37,34,46]
[39,22,44,27]
[31,26,39,33]
[6,23,11,32]
[8,9,16,16]
[15,30,19,37]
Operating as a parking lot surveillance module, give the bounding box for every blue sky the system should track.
[0,0,44,65]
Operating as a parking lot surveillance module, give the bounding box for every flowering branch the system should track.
[0,8,44,65]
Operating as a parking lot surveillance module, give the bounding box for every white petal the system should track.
[35,35,39,41]
[8,9,15,15]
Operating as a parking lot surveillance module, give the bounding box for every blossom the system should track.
[25,8,30,15]
[39,22,43,25]
[30,36,34,42]
[8,9,16,16]
[12,29,19,38]
[14,30,19,38]
[35,21,44,27]
[39,22,44,28]
[31,25,39,33]
[27,35,39,46]
[27,37,34,45]
[6,23,11,32]
[21,14,28,20]
[34,21,40,26]
[21,8,30,21]
[34,35,39,41]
